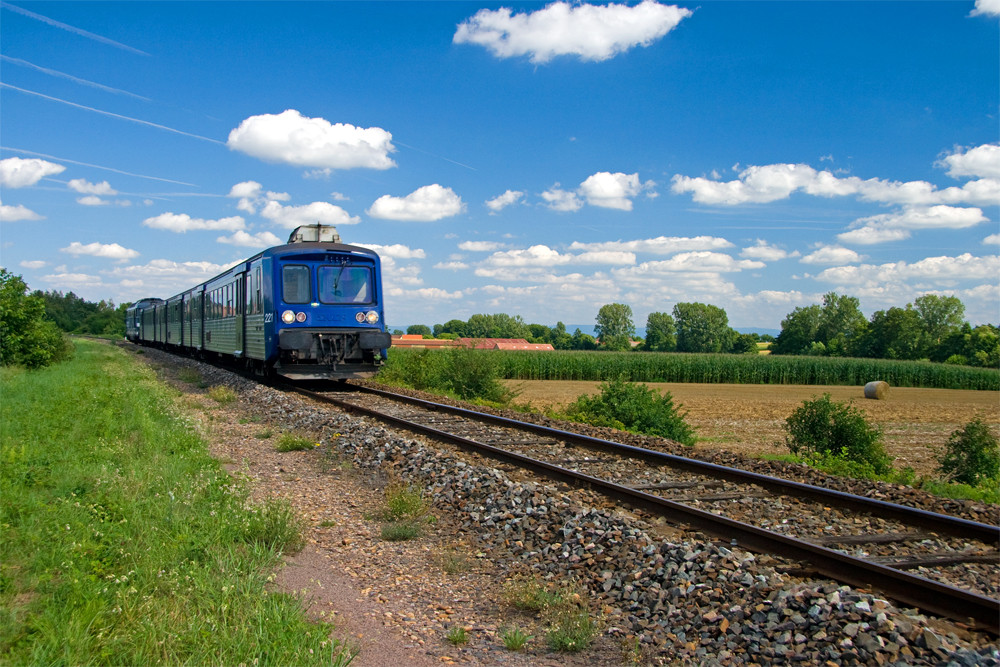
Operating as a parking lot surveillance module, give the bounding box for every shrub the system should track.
[276,433,315,452]
[0,269,72,369]
[441,346,515,404]
[546,607,596,652]
[383,483,427,521]
[564,376,695,445]
[936,418,1000,486]
[785,394,891,475]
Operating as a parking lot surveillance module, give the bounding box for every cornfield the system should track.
[382,349,998,391]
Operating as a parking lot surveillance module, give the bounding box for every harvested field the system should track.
[506,380,999,478]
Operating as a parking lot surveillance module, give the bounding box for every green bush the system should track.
[936,418,1000,486]
[564,377,695,445]
[784,394,891,475]
[0,270,72,369]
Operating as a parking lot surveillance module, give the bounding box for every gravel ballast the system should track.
[135,346,999,666]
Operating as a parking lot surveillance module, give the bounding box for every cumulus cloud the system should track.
[0,157,65,188]
[800,246,863,265]
[68,178,117,195]
[354,243,426,259]
[77,195,109,206]
[40,272,104,287]
[453,0,691,63]
[984,233,1000,245]
[970,0,1000,17]
[740,240,797,261]
[672,158,1000,207]
[483,244,572,267]
[226,180,291,214]
[367,184,465,221]
[939,143,1000,179]
[569,235,734,254]
[485,189,524,213]
[143,212,246,233]
[227,110,396,170]
[261,200,361,228]
[578,172,656,210]
[0,201,43,221]
[109,259,228,281]
[459,240,505,252]
[540,185,583,212]
[814,253,1000,286]
[542,172,654,211]
[216,230,283,247]
[60,241,139,260]
[838,205,989,245]
[434,261,470,270]
[19,260,47,269]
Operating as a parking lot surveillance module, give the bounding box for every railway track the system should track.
[288,382,1000,634]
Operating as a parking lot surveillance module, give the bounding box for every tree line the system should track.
[401,293,998,368]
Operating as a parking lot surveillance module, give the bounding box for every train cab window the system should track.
[282,265,311,304]
[318,266,372,304]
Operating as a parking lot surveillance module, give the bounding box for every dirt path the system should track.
[506,381,999,477]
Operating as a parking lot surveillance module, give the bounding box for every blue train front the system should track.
[126,224,392,380]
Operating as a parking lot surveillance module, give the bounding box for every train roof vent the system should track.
[288,224,341,244]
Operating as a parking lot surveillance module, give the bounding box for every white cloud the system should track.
[540,185,583,212]
[330,191,350,201]
[939,143,1000,179]
[109,259,228,281]
[800,246,863,265]
[77,195,109,206]
[19,260,47,269]
[227,109,396,170]
[143,212,246,233]
[672,162,1000,207]
[459,240,505,252]
[434,261,469,270]
[838,205,988,245]
[0,157,65,188]
[569,235,734,254]
[637,251,764,273]
[261,200,361,228]
[484,244,572,267]
[740,240,797,261]
[485,189,524,213]
[354,243,426,259]
[984,233,1000,245]
[60,241,139,260]
[216,230,282,247]
[40,272,104,287]
[68,178,117,195]
[453,0,692,63]
[367,184,465,221]
[0,201,43,221]
[814,253,1000,286]
[970,0,1000,17]
[578,172,655,210]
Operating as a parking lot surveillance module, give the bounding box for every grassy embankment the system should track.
[0,340,350,666]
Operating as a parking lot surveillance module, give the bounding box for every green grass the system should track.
[0,340,350,666]
[500,626,532,650]
[275,433,316,452]
[445,626,469,645]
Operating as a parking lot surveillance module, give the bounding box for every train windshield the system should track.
[282,265,312,304]
[318,265,372,304]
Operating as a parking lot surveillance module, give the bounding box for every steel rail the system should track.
[291,384,1000,633]
[354,385,1000,544]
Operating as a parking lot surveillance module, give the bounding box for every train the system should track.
[125,224,391,380]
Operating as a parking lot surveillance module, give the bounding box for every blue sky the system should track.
[2,0,998,331]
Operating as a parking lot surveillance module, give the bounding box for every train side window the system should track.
[282,265,311,304]
[255,267,262,313]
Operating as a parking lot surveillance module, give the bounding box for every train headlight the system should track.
[355,312,366,323]
[295,311,307,323]
[365,311,379,324]
[281,310,296,324]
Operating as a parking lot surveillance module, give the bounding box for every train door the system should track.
[235,273,245,357]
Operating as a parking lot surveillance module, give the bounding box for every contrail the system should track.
[0,2,150,56]
[1,146,199,187]
[395,141,477,171]
[1,83,224,145]
[1,56,151,101]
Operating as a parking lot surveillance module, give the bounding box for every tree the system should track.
[406,324,432,337]
[772,304,821,355]
[595,303,635,351]
[855,307,922,360]
[464,313,529,339]
[816,292,867,356]
[912,294,965,355]
[570,328,597,350]
[672,302,730,353]
[730,332,759,354]
[644,312,676,352]
[439,319,468,337]
[0,270,70,368]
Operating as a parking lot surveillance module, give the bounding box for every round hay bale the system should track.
[864,381,890,400]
